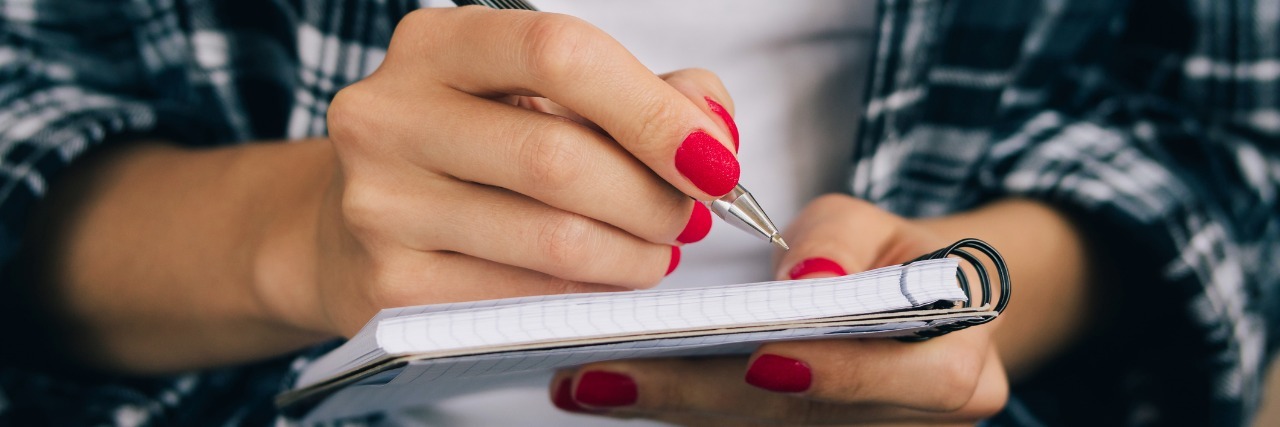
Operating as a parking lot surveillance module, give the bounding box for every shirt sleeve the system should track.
[977,109,1275,426]
[0,4,289,426]
[851,1,1279,425]
[971,7,1280,424]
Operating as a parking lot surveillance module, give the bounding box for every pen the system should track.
[451,0,790,251]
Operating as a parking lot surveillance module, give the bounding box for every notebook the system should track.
[278,238,1010,423]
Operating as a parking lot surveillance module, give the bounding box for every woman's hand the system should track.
[546,195,1009,426]
[256,7,744,338]
[28,6,756,375]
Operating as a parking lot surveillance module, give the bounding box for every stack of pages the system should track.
[279,239,1009,423]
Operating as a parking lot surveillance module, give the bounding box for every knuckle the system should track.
[521,14,600,82]
[924,352,985,412]
[338,184,384,236]
[955,379,1010,421]
[395,8,432,34]
[948,398,1006,423]
[519,118,587,192]
[394,7,457,43]
[398,8,437,27]
[628,97,681,155]
[669,67,724,88]
[327,83,379,146]
[387,9,446,67]
[537,213,596,276]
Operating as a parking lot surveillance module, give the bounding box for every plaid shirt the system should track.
[1,0,1277,425]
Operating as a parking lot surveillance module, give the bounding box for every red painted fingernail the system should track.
[675,130,740,197]
[666,246,681,276]
[705,97,739,152]
[676,202,712,244]
[552,378,594,413]
[788,257,847,279]
[745,354,812,393]
[574,371,638,407]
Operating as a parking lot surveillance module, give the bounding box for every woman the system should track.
[0,0,1275,425]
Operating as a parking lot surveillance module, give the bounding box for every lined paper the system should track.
[301,316,983,423]
[298,259,961,389]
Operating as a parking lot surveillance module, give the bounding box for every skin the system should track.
[17,7,1093,426]
[551,196,1092,426]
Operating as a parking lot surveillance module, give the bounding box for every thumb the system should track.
[773,194,910,280]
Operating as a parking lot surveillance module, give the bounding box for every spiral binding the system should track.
[897,238,1011,342]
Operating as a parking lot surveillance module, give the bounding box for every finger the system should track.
[660,68,738,152]
[509,96,605,134]
[746,328,992,413]
[773,194,921,280]
[550,357,913,425]
[401,7,741,199]
[391,251,628,303]
[402,91,704,245]
[644,413,973,427]
[562,357,803,419]
[515,68,736,154]
[554,350,1003,425]
[344,174,679,288]
[431,183,681,288]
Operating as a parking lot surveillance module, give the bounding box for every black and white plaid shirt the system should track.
[2,0,1277,425]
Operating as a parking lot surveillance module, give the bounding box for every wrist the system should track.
[248,139,339,338]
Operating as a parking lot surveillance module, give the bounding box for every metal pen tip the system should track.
[770,234,790,251]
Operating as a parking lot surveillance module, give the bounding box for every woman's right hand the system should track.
[261,6,742,337]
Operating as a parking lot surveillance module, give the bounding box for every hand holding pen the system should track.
[452,0,789,250]
[285,6,780,337]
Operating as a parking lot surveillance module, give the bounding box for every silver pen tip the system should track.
[770,235,790,251]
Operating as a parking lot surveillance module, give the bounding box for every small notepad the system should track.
[279,239,1010,423]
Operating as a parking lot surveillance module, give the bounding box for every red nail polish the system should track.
[705,97,739,152]
[552,378,594,413]
[675,130,740,197]
[574,371,638,407]
[788,257,847,279]
[666,246,681,276]
[676,202,712,244]
[745,354,812,393]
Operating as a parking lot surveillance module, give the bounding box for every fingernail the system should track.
[676,202,712,244]
[675,130,740,197]
[552,378,594,413]
[705,97,739,152]
[788,257,847,279]
[574,371,638,407]
[745,354,812,393]
[666,246,681,276]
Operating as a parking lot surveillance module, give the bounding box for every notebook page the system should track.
[301,316,979,423]
[361,260,928,325]
[376,259,960,355]
[299,259,961,387]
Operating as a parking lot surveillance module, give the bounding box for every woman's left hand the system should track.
[546,194,1009,426]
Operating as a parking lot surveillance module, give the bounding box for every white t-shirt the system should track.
[401,1,876,425]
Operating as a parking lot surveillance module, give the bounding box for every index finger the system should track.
[399,7,741,199]
[746,328,1001,412]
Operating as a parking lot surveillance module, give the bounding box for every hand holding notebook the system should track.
[279,237,1010,422]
